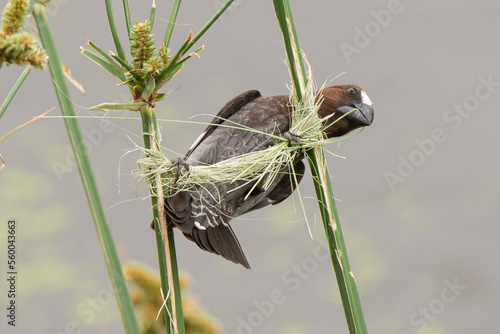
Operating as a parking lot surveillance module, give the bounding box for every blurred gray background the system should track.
[1,0,499,333]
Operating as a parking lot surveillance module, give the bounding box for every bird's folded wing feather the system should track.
[185,90,262,158]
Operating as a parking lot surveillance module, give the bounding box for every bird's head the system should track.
[317,85,374,138]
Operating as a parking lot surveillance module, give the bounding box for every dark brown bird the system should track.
[165,85,374,268]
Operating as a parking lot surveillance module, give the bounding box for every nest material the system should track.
[137,80,337,198]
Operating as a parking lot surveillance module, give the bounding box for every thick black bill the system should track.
[337,103,374,126]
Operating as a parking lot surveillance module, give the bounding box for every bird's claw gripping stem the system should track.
[170,157,190,183]
[282,131,302,147]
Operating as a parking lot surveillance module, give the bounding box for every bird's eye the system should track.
[348,87,357,96]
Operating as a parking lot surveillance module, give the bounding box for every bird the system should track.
[164,85,374,269]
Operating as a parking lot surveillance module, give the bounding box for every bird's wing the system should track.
[179,160,305,269]
[185,90,262,158]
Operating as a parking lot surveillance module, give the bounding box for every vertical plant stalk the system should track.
[139,104,185,334]
[273,1,368,333]
[133,3,235,332]
[95,1,235,332]
[32,4,139,334]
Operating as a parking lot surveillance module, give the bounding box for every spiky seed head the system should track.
[130,20,156,71]
[1,0,29,37]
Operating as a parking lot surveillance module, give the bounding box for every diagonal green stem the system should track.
[122,0,132,37]
[307,148,368,333]
[104,0,127,61]
[156,0,234,85]
[32,4,139,333]
[272,1,306,98]
[0,65,32,119]
[184,0,234,52]
[163,0,182,48]
[273,1,368,333]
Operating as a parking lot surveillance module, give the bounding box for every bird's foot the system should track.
[282,131,302,147]
[170,157,190,183]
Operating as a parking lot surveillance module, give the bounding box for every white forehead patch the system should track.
[361,90,373,106]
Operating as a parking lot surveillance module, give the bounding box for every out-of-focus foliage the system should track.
[125,262,220,334]
[0,0,47,68]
